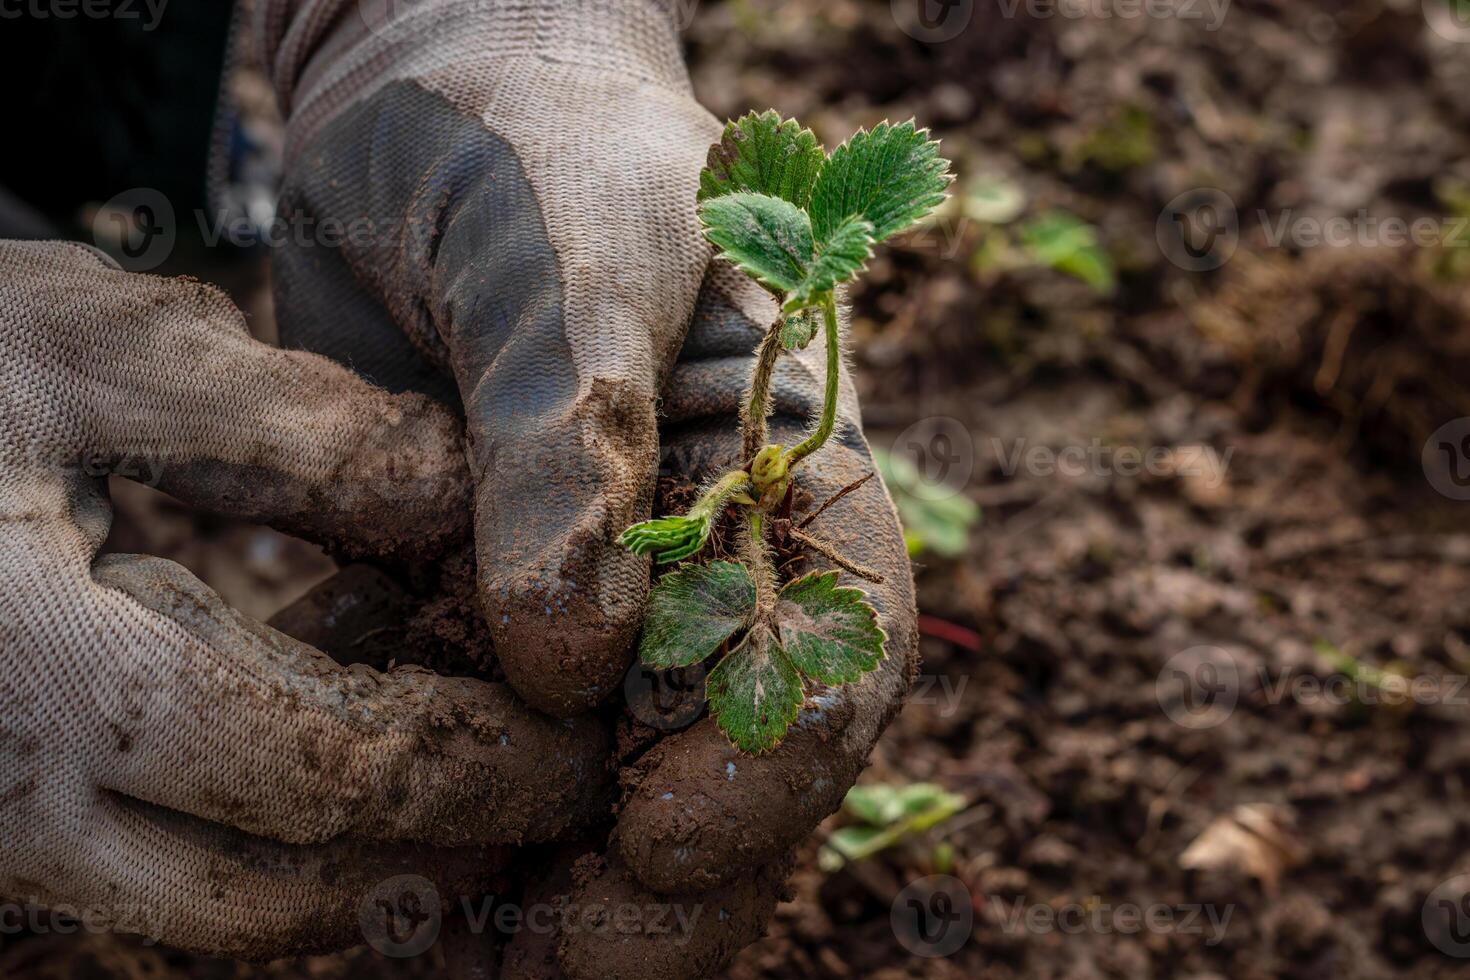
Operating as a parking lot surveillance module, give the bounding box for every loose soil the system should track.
[9,2,1470,978]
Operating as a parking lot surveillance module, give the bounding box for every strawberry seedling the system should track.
[620,111,952,752]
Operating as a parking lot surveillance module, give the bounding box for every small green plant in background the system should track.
[818,782,968,872]
[619,111,953,753]
[1017,210,1116,294]
[950,175,1116,296]
[872,448,980,558]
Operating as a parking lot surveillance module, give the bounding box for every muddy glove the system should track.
[498,269,920,980]
[258,0,716,716]
[0,242,612,959]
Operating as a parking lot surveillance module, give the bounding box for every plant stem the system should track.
[784,292,841,468]
[788,527,885,583]
[745,511,780,622]
[742,317,785,462]
[690,469,754,519]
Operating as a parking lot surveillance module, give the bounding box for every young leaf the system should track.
[706,625,804,754]
[699,110,826,208]
[639,561,756,669]
[808,120,951,246]
[842,784,904,826]
[780,309,820,350]
[775,571,886,685]
[873,447,980,558]
[698,192,814,295]
[1018,210,1116,294]
[844,782,966,828]
[784,216,876,311]
[819,825,888,871]
[619,513,713,564]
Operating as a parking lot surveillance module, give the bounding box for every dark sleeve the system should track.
[0,2,235,220]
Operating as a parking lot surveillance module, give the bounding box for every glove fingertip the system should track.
[490,581,643,717]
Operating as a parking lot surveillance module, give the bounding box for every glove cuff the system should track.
[255,0,689,122]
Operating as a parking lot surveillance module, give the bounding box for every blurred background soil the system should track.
[11,1,1470,978]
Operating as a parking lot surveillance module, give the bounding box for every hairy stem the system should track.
[789,527,885,583]
[690,469,754,519]
[744,511,780,624]
[742,317,785,462]
[784,292,841,468]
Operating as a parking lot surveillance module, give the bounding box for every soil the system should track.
[10,1,1470,978]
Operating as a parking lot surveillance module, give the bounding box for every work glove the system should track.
[526,268,921,980]
[0,241,613,959]
[255,0,920,973]
[261,0,714,716]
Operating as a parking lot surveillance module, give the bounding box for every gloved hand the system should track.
[516,267,920,980]
[253,1,919,973]
[0,241,612,959]
[260,0,717,716]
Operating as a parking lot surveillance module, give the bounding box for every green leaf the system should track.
[706,625,804,754]
[843,784,903,826]
[845,782,966,828]
[961,176,1027,225]
[780,309,819,350]
[1018,210,1116,294]
[873,447,980,558]
[619,513,713,564]
[784,216,876,311]
[775,571,886,685]
[699,192,814,295]
[699,110,825,209]
[808,120,952,246]
[639,561,756,669]
[822,825,888,866]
